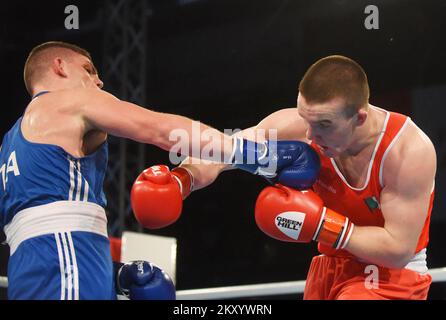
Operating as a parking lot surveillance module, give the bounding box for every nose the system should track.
[306,127,322,143]
[306,126,315,140]
[95,77,104,89]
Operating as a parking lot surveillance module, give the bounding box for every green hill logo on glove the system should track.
[275,211,306,240]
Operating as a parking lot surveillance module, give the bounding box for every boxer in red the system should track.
[132,55,436,300]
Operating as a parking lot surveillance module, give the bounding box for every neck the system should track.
[343,105,381,157]
[32,80,72,97]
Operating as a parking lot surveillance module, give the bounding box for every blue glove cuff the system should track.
[230,137,271,175]
[117,261,154,296]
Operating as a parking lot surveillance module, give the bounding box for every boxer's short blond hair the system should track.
[299,55,370,117]
[24,41,92,95]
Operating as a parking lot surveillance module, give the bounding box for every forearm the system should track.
[179,161,230,191]
[150,113,234,163]
[344,225,415,269]
[175,126,259,191]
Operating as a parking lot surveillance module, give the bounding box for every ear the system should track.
[51,57,68,78]
[355,108,368,126]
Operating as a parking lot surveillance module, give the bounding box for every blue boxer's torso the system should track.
[0,92,114,300]
[0,116,108,229]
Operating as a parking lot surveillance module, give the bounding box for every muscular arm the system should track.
[344,124,436,268]
[76,89,234,161]
[181,108,308,191]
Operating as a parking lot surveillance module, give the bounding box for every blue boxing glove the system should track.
[230,137,320,190]
[115,261,176,300]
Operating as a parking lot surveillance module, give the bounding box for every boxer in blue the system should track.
[0,41,237,300]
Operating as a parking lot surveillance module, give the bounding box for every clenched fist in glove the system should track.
[255,184,354,250]
[130,165,193,229]
[230,138,320,190]
[115,260,176,300]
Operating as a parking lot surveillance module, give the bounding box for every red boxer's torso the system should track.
[311,108,434,258]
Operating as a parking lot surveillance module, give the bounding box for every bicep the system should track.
[255,108,307,141]
[222,108,307,142]
[380,143,436,252]
[380,187,430,252]
[80,90,172,145]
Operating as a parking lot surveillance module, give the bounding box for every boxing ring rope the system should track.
[176,279,307,300]
[1,267,446,299]
[176,267,446,300]
[0,277,6,289]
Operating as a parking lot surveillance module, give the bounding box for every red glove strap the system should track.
[172,167,194,199]
[314,207,354,249]
[339,220,355,250]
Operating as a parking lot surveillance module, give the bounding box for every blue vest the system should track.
[0,104,108,229]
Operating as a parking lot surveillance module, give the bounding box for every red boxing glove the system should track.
[130,165,194,229]
[255,184,354,250]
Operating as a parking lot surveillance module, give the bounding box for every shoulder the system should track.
[54,89,122,121]
[59,88,118,105]
[29,89,117,113]
[256,107,308,141]
[387,119,436,165]
[381,118,436,191]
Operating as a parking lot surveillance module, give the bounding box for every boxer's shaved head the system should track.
[24,41,94,95]
[299,55,370,117]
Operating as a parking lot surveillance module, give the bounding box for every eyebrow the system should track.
[83,62,98,74]
[316,119,332,125]
[298,106,333,124]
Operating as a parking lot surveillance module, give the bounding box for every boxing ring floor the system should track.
[1,267,446,299]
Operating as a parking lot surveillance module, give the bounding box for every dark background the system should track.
[1,0,445,299]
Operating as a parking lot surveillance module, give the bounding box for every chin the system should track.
[320,147,340,158]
